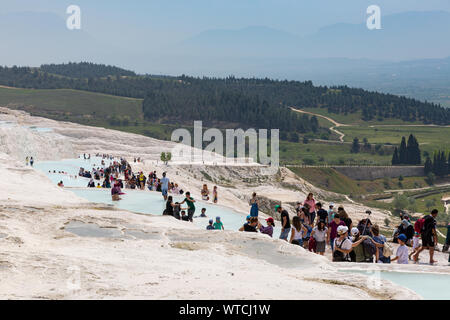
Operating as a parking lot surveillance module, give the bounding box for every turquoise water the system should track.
[0,121,53,132]
[34,156,114,188]
[28,126,53,132]
[35,157,281,236]
[70,188,281,235]
[0,120,14,128]
[341,269,450,300]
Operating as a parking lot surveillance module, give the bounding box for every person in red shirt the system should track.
[328,214,346,251]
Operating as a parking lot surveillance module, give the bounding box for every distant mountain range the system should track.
[179,11,450,60]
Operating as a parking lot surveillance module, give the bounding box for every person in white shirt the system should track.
[409,232,422,260]
[333,225,367,262]
[290,216,308,246]
[392,234,409,264]
[311,221,329,255]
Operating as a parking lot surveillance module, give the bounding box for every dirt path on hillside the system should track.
[290,107,348,142]
[0,85,19,89]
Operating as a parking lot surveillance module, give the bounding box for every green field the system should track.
[288,166,449,196]
[413,192,448,215]
[0,87,144,121]
[280,140,393,165]
[340,125,450,156]
[300,107,426,126]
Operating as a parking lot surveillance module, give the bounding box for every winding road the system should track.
[290,107,348,142]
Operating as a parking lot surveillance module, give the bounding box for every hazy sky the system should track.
[2,0,450,42]
[1,0,450,75]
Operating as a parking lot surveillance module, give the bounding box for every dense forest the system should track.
[40,62,136,78]
[0,63,449,127]
[142,85,320,133]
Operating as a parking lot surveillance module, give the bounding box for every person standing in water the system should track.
[249,192,259,217]
[164,196,175,216]
[180,192,196,222]
[161,172,170,201]
[25,156,29,166]
[213,217,224,230]
[206,219,215,230]
[212,186,218,203]
[201,184,210,201]
[111,182,122,201]
[30,157,34,167]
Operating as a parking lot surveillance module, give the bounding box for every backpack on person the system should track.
[332,239,350,262]
[362,239,376,262]
[414,218,425,234]
[382,242,394,257]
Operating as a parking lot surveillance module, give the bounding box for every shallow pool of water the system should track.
[28,126,53,132]
[36,158,282,236]
[0,121,54,132]
[341,269,450,300]
[34,156,113,188]
[70,188,281,236]
[65,221,123,238]
[0,120,14,128]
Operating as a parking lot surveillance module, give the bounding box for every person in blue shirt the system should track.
[206,219,215,230]
[160,172,170,201]
[249,192,259,217]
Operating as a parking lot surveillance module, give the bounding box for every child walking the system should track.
[409,231,422,261]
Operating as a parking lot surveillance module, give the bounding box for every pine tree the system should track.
[351,137,360,153]
[406,134,421,165]
[441,151,448,176]
[399,136,407,164]
[432,152,439,175]
[432,150,448,176]
[448,152,450,175]
[424,157,433,175]
[392,147,400,165]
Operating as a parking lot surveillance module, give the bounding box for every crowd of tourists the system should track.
[57,154,448,264]
[235,192,444,265]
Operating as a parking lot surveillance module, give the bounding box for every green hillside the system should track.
[1,63,449,127]
[0,87,143,122]
[0,62,449,171]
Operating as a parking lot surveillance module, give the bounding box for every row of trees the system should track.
[40,62,136,79]
[424,150,450,177]
[391,135,421,165]
[1,63,449,125]
[350,137,392,156]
